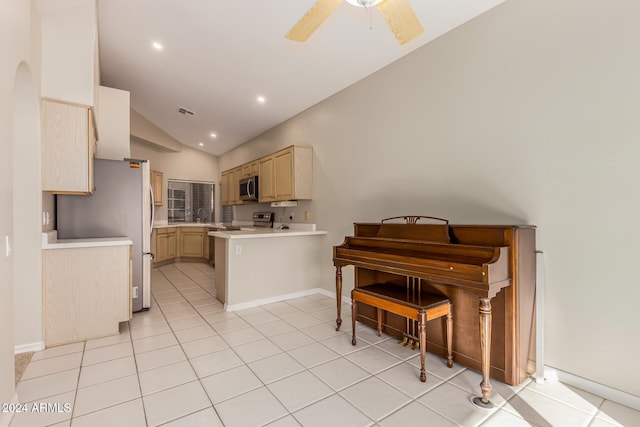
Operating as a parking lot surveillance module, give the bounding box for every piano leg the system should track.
[418,312,427,382]
[335,266,342,331]
[472,297,494,409]
[446,304,453,368]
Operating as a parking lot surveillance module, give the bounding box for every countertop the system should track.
[42,231,133,249]
[209,228,327,240]
[153,223,222,229]
[154,222,325,240]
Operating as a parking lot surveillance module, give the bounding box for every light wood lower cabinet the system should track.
[154,227,177,263]
[43,244,132,346]
[153,226,210,264]
[180,228,205,258]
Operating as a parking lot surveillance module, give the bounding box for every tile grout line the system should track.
[18,262,628,426]
[153,265,227,425]
[128,302,151,427]
[165,263,316,425]
[67,340,85,423]
[159,264,365,425]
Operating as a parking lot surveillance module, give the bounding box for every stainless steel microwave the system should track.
[239,176,258,201]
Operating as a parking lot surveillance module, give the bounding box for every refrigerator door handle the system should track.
[149,184,155,235]
[143,251,154,260]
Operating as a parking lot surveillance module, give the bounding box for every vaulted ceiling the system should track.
[97,0,505,156]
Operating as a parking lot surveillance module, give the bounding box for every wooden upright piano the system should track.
[333,216,536,407]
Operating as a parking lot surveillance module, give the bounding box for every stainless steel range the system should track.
[252,212,274,228]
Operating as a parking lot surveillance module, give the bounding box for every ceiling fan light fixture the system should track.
[345,0,384,7]
[286,0,422,45]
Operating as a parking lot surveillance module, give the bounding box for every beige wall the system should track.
[1,0,43,418]
[130,139,220,223]
[220,0,640,397]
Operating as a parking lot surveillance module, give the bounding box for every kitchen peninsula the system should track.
[210,226,327,310]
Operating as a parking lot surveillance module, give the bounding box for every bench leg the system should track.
[351,299,357,346]
[376,308,382,337]
[446,304,453,368]
[418,312,427,382]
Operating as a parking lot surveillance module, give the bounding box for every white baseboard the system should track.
[315,288,352,304]
[225,288,332,312]
[14,341,45,354]
[544,366,640,411]
[0,393,18,427]
[224,289,640,412]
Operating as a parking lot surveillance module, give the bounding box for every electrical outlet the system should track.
[133,286,138,298]
[304,211,310,221]
[235,244,242,255]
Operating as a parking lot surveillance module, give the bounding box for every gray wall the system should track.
[220,0,640,397]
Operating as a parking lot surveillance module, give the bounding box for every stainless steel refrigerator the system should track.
[57,158,153,312]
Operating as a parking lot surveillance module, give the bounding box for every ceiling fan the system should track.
[285,0,424,45]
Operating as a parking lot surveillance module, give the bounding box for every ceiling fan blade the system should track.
[376,0,424,45]
[286,0,344,42]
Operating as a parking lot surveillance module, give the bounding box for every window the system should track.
[167,180,214,223]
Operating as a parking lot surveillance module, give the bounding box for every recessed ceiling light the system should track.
[152,41,163,51]
[256,96,266,104]
[210,133,217,138]
[198,142,204,146]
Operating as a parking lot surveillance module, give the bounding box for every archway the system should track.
[12,62,43,353]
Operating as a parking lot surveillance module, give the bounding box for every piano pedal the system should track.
[403,339,414,348]
[411,341,419,351]
[398,337,409,346]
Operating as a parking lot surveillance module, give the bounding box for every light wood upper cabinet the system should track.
[232,167,244,204]
[260,145,312,202]
[95,85,130,161]
[258,155,275,202]
[151,170,164,205]
[274,148,294,200]
[222,167,245,206]
[221,171,232,206]
[42,98,96,194]
[223,145,312,205]
[242,161,259,177]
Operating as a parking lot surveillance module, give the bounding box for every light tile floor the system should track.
[10,262,640,427]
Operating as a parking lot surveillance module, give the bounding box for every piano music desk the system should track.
[351,283,453,382]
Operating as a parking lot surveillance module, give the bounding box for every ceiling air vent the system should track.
[177,106,195,116]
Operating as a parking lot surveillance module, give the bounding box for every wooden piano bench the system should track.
[350,283,453,382]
